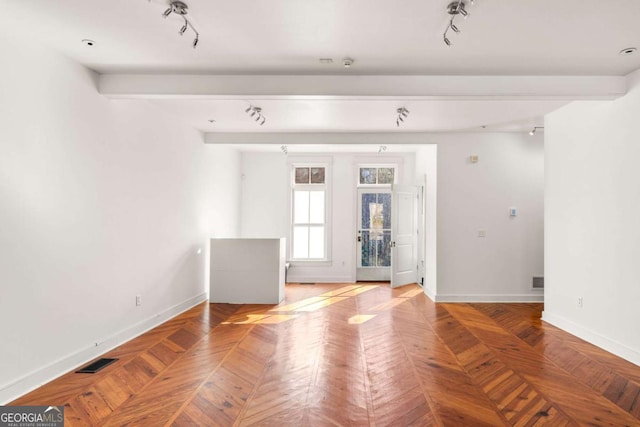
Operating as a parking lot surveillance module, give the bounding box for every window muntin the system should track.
[359,166,395,185]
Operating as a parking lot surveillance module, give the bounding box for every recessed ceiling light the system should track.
[619,47,637,55]
[208,119,216,123]
[81,39,95,47]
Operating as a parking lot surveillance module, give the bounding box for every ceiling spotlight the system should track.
[159,2,200,48]
[245,105,267,126]
[529,126,543,136]
[378,145,387,154]
[619,47,637,56]
[81,39,95,47]
[343,57,354,68]
[443,1,474,46]
[396,107,410,127]
[281,145,288,155]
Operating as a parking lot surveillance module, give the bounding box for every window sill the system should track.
[289,260,332,268]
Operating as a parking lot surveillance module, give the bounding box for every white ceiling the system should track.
[2,0,639,134]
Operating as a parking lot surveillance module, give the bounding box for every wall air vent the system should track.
[532,276,544,289]
[75,358,118,374]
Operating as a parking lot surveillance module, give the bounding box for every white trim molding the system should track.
[434,293,544,303]
[542,311,640,367]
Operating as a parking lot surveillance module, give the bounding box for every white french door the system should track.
[390,185,419,288]
[356,188,392,281]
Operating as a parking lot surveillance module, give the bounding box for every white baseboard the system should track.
[434,293,544,303]
[286,275,355,283]
[0,292,207,405]
[541,311,640,367]
[424,286,436,302]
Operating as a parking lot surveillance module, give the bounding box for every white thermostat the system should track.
[509,207,517,217]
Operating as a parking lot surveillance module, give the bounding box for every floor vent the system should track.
[76,358,118,374]
[532,276,544,289]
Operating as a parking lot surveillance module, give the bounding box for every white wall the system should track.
[240,152,289,239]
[543,69,640,365]
[0,34,241,403]
[433,133,544,302]
[239,151,416,282]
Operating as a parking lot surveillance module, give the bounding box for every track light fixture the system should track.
[281,145,288,155]
[443,0,475,47]
[161,1,200,49]
[245,105,267,126]
[529,126,544,136]
[378,145,388,154]
[396,107,410,127]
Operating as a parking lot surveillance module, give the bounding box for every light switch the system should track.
[509,207,517,217]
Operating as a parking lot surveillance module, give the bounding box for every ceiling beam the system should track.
[204,132,535,145]
[99,74,626,100]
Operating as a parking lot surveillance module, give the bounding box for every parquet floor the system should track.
[12,283,640,426]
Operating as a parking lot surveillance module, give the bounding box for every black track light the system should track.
[245,105,267,126]
[159,2,200,48]
[443,1,475,46]
[396,107,410,128]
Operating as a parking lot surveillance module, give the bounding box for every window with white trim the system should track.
[358,166,396,185]
[291,165,328,260]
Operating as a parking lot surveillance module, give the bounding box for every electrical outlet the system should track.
[577,297,583,308]
[136,295,142,306]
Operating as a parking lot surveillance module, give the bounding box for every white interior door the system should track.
[356,188,392,281]
[391,185,419,288]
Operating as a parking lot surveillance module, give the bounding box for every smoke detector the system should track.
[342,57,354,68]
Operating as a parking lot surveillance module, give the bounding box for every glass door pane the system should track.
[359,191,392,269]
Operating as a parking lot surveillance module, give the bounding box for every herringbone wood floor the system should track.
[12,283,640,426]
